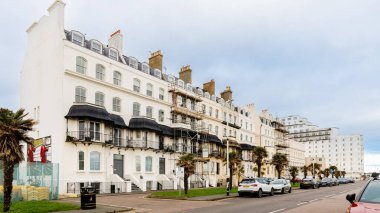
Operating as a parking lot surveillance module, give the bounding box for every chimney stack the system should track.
[149,50,163,71]
[108,30,123,53]
[221,86,233,102]
[179,65,192,84]
[203,79,215,95]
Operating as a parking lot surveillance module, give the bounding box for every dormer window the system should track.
[142,63,149,74]
[168,75,175,83]
[72,31,84,46]
[197,88,203,96]
[109,49,118,61]
[90,40,102,54]
[154,69,161,79]
[177,80,184,88]
[129,57,138,69]
[204,92,210,99]
[211,95,216,101]
[186,84,192,91]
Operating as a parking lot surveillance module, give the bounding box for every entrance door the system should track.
[113,154,124,178]
[159,158,165,174]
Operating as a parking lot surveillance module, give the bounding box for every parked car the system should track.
[338,178,349,184]
[270,179,292,194]
[346,178,355,183]
[238,178,275,198]
[331,178,339,186]
[319,178,333,187]
[346,173,380,213]
[300,178,319,189]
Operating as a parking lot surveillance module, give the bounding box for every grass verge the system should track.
[291,182,300,187]
[0,200,80,213]
[150,187,238,199]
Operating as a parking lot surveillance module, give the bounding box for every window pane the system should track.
[90,151,100,170]
[133,103,140,116]
[133,79,140,92]
[79,151,84,170]
[113,98,121,112]
[76,57,87,74]
[113,71,121,85]
[75,87,86,103]
[136,156,141,172]
[145,157,152,172]
[95,92,104,106]
[96,64,105,80]
[146,107,153,118]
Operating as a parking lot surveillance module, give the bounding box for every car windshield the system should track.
[240,179,255,184]
[271,180,283,184]
[359,181,380,203]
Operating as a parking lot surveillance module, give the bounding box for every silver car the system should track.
[270,179,292,194]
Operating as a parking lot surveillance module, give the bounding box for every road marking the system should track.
[269,208,286,213]
[309,198,319,202]
[325,194,336,198]
[297,202,308,206]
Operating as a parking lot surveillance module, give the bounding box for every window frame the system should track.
[90,40,103,54]
[96,64,105,81]
[78,151,85,171]
[133,102,141,116]
[145,156,153,172]
[75,86,86,103]
[95,92,105,106]
[109,48,119,61]
[76,56,87,74]
[158,110,164,122]
[112,97,121,112]
[159,88,165,100]
[133,78,141,92]
[113,71,122,86]
[90,151,101,171]
[146,83,153,97]
[71,31,84,46]
[146,106,153,118]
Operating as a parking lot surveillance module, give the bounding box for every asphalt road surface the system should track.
[186,181,365,213]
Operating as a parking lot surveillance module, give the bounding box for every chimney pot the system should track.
[149,50,163,71]
[179,65,192,84]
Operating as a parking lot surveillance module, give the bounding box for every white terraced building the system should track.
[20,0,260,195]
[281,115,364,179]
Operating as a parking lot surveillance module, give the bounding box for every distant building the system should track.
[281,115,364,178]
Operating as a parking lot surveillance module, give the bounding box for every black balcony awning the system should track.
[109,114,127,128]
[159,124,174,137]
[208,134,222,144]
[173,128,198,138]
[65,104,113,122]
[129,117,162,132]
[240,143,254,150]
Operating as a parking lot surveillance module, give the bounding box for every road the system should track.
[187,181,365,213]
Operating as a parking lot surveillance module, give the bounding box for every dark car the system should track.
[338,178,349,184]
[319,178,333,187]
[346,173,380,213]
[300,178,319,189]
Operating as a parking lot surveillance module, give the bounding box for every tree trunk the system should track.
[184,174,188,195]
[257,163,261,178]
[3,160,14,212]
[229,165,233,191]
[277,168,281,179]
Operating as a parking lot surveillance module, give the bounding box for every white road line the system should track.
[325,194,336,198]
[309,198,319,202]
[297,202,308,206]
[269,208,286,213]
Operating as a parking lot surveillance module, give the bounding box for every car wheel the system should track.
[238,193,243,197]
[288,187,292,193]
[313,184,316,189]
[270,188,274,196]
[281,188,285,194]
[257,189,263,198]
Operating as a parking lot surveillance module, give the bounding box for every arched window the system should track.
[113,71,121,86]
[133,78,140,92]
[90,151,100,171]
[75,86,86,103]
[113,97,121,112]
[146,83,153,97]
[159,88,164,100]
[76,56,87,74]
[91,40,102,54]
[109,48,118,61]
[146,106,153,118]
[78,151,84,171]
[96,64,105,81]
[95,92,105,106]
[158,110,164,122]
[133,102,140,116]
[145,156,152,172]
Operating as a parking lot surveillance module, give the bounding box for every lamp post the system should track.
[225,100,232,196]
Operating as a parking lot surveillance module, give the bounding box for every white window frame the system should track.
[113,71,122,86]
[141,63,149,74]
[159,88,165,100]
[113,97,121,112]
[90,40,102,54]
[78,151,85,171]
[133,102,140,116]
[133,78,141,92]
[90,151,101,171]
[96,64,105,81]
[146,106,153,118]
[109,48,119,61]
[154,69,162,79]
[76,56,87,74]
[95,92,105,106]
[146,83,153,97]
[71,31,84,46]
[145,156,153,172]
[129,57,138,69]
[158,110,164,122]
[75,86,86,103]
[136,156,141,172]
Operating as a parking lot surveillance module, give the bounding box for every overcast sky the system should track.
[1,0,379,172]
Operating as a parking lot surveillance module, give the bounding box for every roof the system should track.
[159,124,174,137]
[240,143,254,150]
[129,117,162,132]
[65,104,113,122]
[109,114,127,128]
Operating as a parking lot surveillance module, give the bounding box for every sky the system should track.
[0,0,379,172]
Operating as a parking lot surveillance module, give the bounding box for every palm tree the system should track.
[341,171,346,178]
[308,163,321,179]
[302,165,308,179]
[176,154,196,195]
[253,167,258,177]
[289,166,299,184]
[236,164,245,183]
[329,166,338,178]
[271,153,289,179]
[335,170,341,179]
[0,108,35,212]
[225,151,242,192]
[252,147,268,178]
[322,168,330,178]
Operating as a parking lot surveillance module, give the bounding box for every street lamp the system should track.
[225,99,232,196]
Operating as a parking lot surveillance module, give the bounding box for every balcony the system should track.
[221,121,241,129]
[126,139,159,150]
[66,131,113,146]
